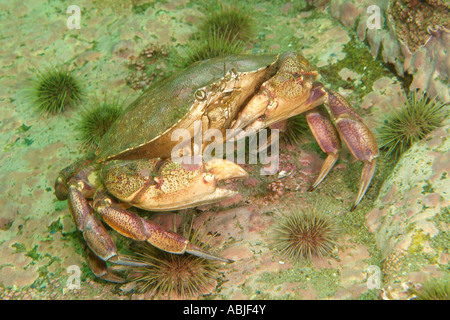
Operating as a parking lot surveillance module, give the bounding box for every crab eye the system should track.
[194,89,206,101]
[229,68,238,78]
[219,79,227,92]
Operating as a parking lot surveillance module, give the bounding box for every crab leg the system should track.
[67,168,150,282]
[93,190,233,263]
[305,106,342,191]
[324,89,379,211]
[84,247,127,283]
[55,157,94,201]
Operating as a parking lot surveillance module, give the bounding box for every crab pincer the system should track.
[324,89,378,210]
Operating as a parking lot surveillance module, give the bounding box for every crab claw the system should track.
[231,52,324,137]
[204,158,248,181]
[102,158,246,212]
[68,181,150,271]
[325,89,379,211]
[54,158,94,200]
[231,89,272,132]
[305,105,342,192]
[85,247,127,284]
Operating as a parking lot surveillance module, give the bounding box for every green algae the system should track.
[431,231,450,254]
[3,124,36,152]
[430,206,450,255]
[318,36,393,104]
[257,266,341,299]
[272,0,309,14]
[357,289,381,300]
[433,206,450,225]
[11,242,26,254]
[408,229,430,255]
[47,218,63,234]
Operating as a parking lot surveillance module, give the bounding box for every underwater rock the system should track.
[330,0,450,103]
[366,120,449,288]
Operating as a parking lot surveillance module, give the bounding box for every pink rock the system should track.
[338,244,370,266]
[357,20,367,41]
[340,2,361,28]
[438,253,449,265]
[334,163,347,171]
[244,178,260,188]
[280,2,292,15]
[312,255,340,269]
[366,207,383,233]
[222,246,253,261]
[381,185,398,204]
[217,193,243,208]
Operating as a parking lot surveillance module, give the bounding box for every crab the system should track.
[55,52,378,282]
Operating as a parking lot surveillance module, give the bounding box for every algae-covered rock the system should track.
[366,120,450,291]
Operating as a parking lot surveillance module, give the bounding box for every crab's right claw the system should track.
[102,158,247,212]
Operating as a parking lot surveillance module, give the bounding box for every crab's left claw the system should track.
[231,52,325,138]
[325,89,379,211]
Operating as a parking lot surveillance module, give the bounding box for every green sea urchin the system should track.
[272,203,340,261]
[177,2,255,68]
[130,227,222,299]
[179,28,245,68]
[282,114,309,146]
[412,278,450,300]
[31,66,83,114]
[377,90,448,160]
[77,97,124,150]
[198,2,255,43]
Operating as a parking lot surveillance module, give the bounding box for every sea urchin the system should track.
[179,28,245,68]
[272,203,340,261]
[31,66,83,114]
[411,278,450,300]
[77,97,124,150]
[282,114,309,146]
[198,2,255,43]
[377,90,448,160]
[130,228,222,299]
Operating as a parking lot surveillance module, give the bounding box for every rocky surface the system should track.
[0,0,448,300]
[331,0,450,103]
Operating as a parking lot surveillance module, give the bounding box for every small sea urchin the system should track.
[272,203,340,261]
[177,2,254,68]
[179,28,245,68]
[412,278,450,300]
[77,97,124,150]
[282,114,309,146]
[198,2,255,43]
[31,66,83,114]
[378,90,448,160]
[130,228,222,299]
